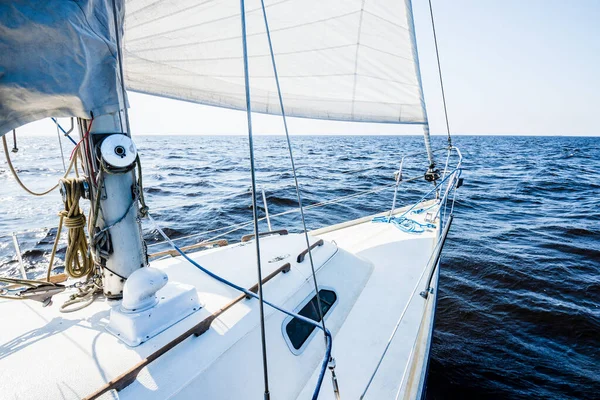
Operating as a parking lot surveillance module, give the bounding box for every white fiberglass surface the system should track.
[0,203,439,400]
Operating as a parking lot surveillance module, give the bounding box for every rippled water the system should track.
[1,134,598,399]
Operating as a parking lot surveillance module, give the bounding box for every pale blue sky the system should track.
[414,0,600,136]
[21,0,600,136]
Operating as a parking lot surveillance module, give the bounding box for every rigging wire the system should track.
[2,135,76,196]
[239,0,271,398]
[70,118,94,160]
[259,1,340,396]
[73,118,95,185]
[51,117,78,146]
[427,0,452,147]
[56,122,67,172]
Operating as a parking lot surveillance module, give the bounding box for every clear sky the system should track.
[18,0,600,136]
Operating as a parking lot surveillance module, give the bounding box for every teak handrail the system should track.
[296,239,324,263]
[148,239,228,259]
[85,262,291,399]
[245,262,291,299]
[241,229,288,243]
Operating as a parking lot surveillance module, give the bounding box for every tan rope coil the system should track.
[2,132,101,311]
[46,177,93,280]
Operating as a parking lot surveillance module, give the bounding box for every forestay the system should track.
[123,0,428,124]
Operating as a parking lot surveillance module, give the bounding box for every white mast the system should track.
[79,113,147,298]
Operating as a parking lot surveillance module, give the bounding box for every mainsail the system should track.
[124,0,428,124]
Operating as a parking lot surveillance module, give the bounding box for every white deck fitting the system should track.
[0,201,441,400]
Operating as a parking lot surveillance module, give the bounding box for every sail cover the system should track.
[0,0,124,136]
[123,0,428,124]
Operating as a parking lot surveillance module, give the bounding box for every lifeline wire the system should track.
[148,214,332,400]
[427,0,452,147]
[3,181,401,242]
[239,1,271,398]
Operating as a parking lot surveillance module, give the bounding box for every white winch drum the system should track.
[100,134,137,169]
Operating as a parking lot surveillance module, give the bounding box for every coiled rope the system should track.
[46,178,93,280]
[1,132,99,286]
[373,215,437,234]
[3,133,93,281]
[60,275,102,313]
[373,203,439,234]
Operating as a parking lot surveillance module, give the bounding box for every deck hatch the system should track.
[285,289,337,351]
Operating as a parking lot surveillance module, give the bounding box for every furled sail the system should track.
[123,0,428,124]
[0,0,124,136]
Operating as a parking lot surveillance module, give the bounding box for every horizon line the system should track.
[13,132,600,137]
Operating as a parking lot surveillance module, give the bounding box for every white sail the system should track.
[0,0,428,135]
[123,0,428,124]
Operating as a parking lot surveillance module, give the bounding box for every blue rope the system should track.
[373,215,436,234]
[410,202,438,215]
[51,118,77,145]
[148,214,332,400]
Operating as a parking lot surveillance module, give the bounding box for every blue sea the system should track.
[1,134,599,399]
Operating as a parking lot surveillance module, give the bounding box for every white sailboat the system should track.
[0,0,463,399]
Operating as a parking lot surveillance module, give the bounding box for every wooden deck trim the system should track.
[296,239,324,263]
[148,239,228,259]
[241,229,288,243]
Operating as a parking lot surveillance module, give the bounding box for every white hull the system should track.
[0,200,442,400]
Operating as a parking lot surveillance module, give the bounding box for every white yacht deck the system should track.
[0,202,441,400]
